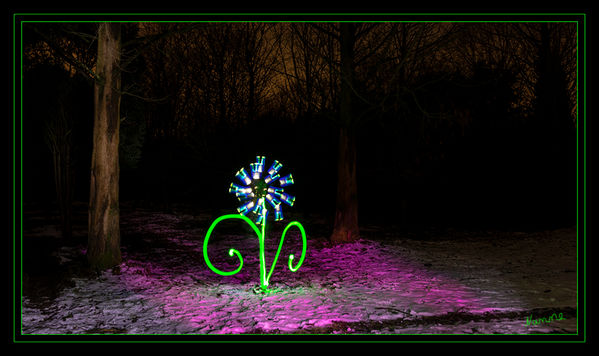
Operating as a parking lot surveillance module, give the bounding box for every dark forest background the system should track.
[22,22,577,233]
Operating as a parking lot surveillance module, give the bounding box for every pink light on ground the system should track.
[112,234,515,334]
[21,212,577,335]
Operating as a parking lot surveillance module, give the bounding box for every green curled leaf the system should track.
[202,214,262,276]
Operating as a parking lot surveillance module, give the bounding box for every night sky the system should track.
[21,19,578,228]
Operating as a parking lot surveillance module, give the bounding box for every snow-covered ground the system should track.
[21,208,578,335]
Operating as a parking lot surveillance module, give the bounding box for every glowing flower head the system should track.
[204,155,306,292]
[229,156,295,224]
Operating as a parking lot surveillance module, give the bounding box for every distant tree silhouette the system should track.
[527,23,577,225]
[24,24,97,238]
[44,84,74,240]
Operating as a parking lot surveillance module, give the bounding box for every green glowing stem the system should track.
[259,201,267,289]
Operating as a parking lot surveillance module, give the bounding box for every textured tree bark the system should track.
[331,23,359,243]
[87,23,122,270]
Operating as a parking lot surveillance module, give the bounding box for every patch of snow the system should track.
[22,211,577,335]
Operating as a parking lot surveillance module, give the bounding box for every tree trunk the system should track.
[331,126,360,242]
[87,23,122,270]
[46,107,73,240]
[54,135,72,240]
[331,23,359,243]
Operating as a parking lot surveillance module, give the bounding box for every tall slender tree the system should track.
[327,23,462,240]
[87,23,122,270]
[331,23,360,243]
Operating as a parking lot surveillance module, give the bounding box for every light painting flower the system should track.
[229,156,295,225]
[204,155,306,292]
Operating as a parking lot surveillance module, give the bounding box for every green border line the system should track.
[13,12,17,344]
[19,17,24,340]
[12,12,588,16]
[13,12,585,342]
[576,15,587,341]
[575,20,579,338]
[19,20,581,24]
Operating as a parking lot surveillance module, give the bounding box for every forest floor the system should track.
[21,203,579,336]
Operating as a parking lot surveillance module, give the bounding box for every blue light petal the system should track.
[251,156,266,180]
[278,174,294,187]
[238,200,255,215]
[264,173,280,184]
[279,193,295,207]
[256,209,268,225]
[274,204,284,221]
[268,187,285,197]
[229,183,243,194]
[265,193,281,208]
[235,168,252,185]
[267,160,283,176]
